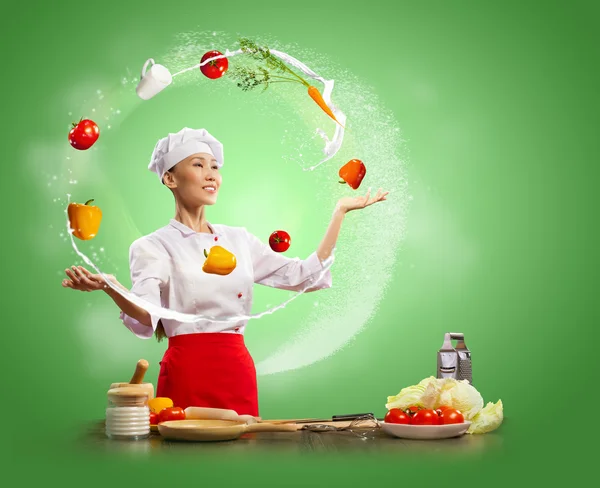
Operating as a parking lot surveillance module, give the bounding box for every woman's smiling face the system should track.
[164,152,222,206]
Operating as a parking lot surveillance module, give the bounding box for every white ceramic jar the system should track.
[105,387,150,440]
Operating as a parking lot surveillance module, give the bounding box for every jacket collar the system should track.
[169,219,221,237]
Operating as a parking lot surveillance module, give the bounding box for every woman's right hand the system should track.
[62,265,116,292]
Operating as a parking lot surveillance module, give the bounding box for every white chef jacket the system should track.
[119,219,332,339]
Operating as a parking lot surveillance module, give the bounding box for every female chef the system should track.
[62,127,388,417]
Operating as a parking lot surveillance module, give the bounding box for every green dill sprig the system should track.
[235,38,310,87]
[230,66,271,91]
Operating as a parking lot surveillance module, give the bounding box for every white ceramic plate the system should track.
[379,421,471,440]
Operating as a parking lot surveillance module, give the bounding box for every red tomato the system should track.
[384,408,410,424]
[411,409,440,425]
[200,50,228,79]
[404,406,420,417]
[149,412,159,425]
[157,407,186,424]
[68,118,99,150]
[438,408,465,425]
[435,405,452,416]
[269,230,291,252]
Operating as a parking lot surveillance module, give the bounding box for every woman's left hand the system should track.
[336,187,389,214]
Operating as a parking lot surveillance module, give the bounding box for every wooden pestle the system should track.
[129,359,149,384]
[109,359,154,400]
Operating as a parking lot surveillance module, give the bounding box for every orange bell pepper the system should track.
[202,246,237,275]
[339,159,366,190]
[68,199,102,240]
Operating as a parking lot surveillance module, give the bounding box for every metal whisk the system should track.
[301,414,381,440]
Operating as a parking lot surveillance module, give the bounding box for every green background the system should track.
[4,0,596,485]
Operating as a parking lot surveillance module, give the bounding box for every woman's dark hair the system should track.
[157,163,179,338]
[155,321,167,342]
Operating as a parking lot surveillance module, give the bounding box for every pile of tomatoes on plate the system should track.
[384,406,465,425]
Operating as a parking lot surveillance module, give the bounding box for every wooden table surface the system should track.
[80,420,504,455]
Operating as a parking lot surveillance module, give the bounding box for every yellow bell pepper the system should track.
[202,246,236,275]
[147,397,173,414]
[67,199,102,240]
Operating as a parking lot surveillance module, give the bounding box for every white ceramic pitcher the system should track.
[135,58,172,100]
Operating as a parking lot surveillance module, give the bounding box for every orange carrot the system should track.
[307,86,345,129]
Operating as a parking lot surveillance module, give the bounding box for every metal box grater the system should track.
[437,333,472,384]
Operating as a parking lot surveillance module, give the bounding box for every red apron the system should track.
[156,332,259,417]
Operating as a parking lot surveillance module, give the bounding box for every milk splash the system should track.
[172,47,346,171]
[66,43,343,325]
[65,195,335,324]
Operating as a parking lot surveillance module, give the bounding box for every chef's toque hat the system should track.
[148,127,224,182]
